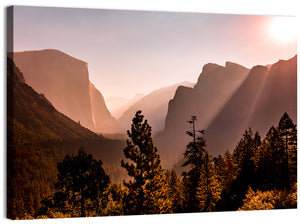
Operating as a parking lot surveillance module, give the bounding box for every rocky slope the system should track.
[11,49,118,133]
[156,62,250,157]
[156,56,297,164]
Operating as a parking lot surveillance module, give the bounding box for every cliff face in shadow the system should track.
[156,62,250,157]
[206,56,297,156]
[156,56,296,163]
[248,56,297,136]
[7,57,126,218]
[11,49,118,133]
[205,65,269,155]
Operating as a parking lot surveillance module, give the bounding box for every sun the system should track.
[269,17,297,43]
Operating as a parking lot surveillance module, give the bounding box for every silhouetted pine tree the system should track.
[121,111,171,215]
[39,148,110,217]
[182,116,206,212]
[278,112,297,186]
[219,128,257,210]
[223,150,237,190]
[256,126,285,190]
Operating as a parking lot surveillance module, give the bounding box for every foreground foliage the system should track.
[121,111,172,214]
[10,111,297,219]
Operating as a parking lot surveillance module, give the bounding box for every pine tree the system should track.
[197,152,222,212]
[256,126,285,190]
[278,112,297,186]
[165,169,183,213]
[182,116,206,212]
[121,111,171,215]
[223,150,236,190]
[39,148,110,217]
[213,155,226,188]
[221,128,257,210]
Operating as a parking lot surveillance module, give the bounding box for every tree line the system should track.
[18,111,297,219]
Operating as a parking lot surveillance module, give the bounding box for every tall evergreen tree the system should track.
[220,128,257,210]
[121,111,171,215]
[278,112,297,186]
[39,148,110,217]
[197,152,222,212]
[256,126,285,190]
[223,150,237,190]
[182,116,206,212]
[165,169,183,213]
[213,155,226,188]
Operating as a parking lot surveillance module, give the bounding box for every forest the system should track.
[10,110,297,219]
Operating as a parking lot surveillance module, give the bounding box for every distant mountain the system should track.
[156,62,249,158]
[7,56,124,162]
[118,81,194,134]
[10,49,118,134]
[106,93,145,119]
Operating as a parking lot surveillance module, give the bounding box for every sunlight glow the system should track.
[269,17,297,43]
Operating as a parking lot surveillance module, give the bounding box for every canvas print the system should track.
[7,6,297,219]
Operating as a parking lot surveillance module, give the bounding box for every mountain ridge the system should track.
[156,56,296,164]
[10,49,118,134]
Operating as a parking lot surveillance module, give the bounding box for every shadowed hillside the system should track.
[249,55,297,135]
[205,65,269,155]
[7,57,125,219]
[10,49,118,134]
[156,56,297,167]
[156,62,249,161]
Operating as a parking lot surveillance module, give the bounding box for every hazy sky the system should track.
[13,6,297,99]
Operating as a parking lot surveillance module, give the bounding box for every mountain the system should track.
[205,65,269,155]
[118,82,194,134]
[7,57,96,142]
[89,81,119,133]
[156,62,250,159]
[7,57,126,219]
[157,56,297,164]
[7,56,125,162]
[206,56,297,156]
[10,49,118,134]
[248,55,297,136]
[106,93,145,119]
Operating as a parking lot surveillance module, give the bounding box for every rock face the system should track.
[118,82,194,134]
[205,65,269,155]
[248,56,297,136]
[7,56,100,142]
[157,56,297,159]
[156,62,249,156]
[89,81,119,133]
[206,56,297,155]
[11,49,118,133]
